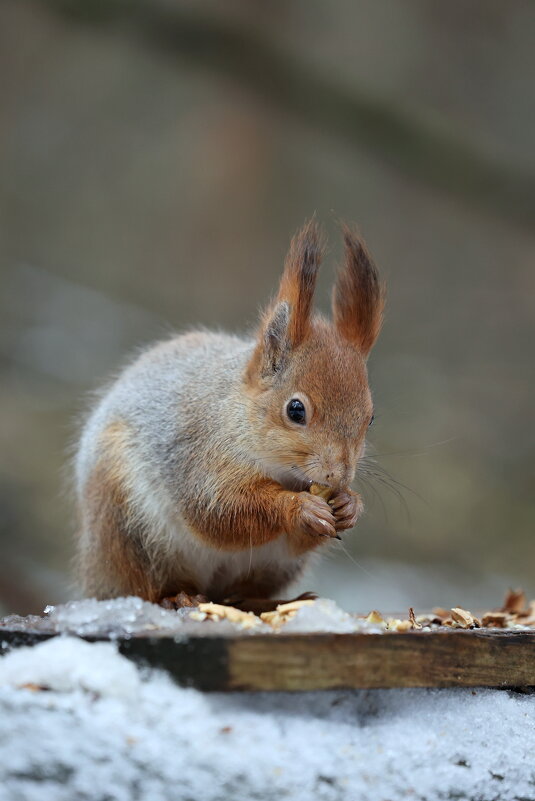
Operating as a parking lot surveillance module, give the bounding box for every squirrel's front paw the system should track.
[291,492,337,540]
[329,489,363,532]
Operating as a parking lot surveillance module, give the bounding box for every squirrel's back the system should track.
[76,330,253,493]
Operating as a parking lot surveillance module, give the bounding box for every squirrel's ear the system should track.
[245,220,323,383]
[261,301,291,376]
[332,225,385,356]
[245,301,291,383]
[276,218,324,348]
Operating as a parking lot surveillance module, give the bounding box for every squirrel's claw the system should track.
[330,489,363,532]
[296,493,337,539]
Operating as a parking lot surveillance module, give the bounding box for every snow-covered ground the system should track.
[0,636,534,801]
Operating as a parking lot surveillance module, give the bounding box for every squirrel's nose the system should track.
[324,465,349,488]
[324,445,355,487]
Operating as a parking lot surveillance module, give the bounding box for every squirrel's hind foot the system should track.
[160,591,209,610]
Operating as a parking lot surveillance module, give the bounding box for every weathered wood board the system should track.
[2,628,535,692]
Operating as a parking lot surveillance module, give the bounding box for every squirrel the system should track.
[74,219,384,607]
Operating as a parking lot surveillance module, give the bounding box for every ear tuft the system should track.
[332,224,385,355]
[277,218,324,347]
[245,220,324,385]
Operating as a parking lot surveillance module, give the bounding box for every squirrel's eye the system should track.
[287,399,306,425]
[368,413,375,428]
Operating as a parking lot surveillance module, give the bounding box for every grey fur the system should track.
[75,330,306,600]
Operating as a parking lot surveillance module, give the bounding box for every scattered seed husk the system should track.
[518,602,535,626]
[481,612,509,628]
[192,602,262,630]
[276,600,316,613]
[416,614,443,627]
[187,588,535,634]
[386,618,412,632]
[451,607,480,628]
[409,607,422,629]
[366,610,385,625]
[20,683,47,692]
[261,599,315,629]
[502,589,528,615]
[432,607,451,620]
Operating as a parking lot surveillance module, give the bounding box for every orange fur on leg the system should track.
[182,474,337,558]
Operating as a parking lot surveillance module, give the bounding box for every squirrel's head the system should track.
[244,219,385,493]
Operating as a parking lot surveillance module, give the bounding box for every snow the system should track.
[0,636,534,801]
[0,596,382,637]
[282,597,383,633]
[1,596,193,637]
[0,637,139,699]
[44,596,187,635]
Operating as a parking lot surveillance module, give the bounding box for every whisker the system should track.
[247,528,253,578]
[360,460,428,507]
[359,467,412,524]
[335,540,377,579]
[365,436,459,459]
[354,472,388,521]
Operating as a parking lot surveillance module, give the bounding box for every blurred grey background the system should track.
[1,0,534,615]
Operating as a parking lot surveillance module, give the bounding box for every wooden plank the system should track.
[2,628,535,691]
[226,630,535,691]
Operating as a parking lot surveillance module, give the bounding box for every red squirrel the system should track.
[74,220,384,606]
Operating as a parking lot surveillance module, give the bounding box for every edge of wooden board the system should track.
[2,628,535,691]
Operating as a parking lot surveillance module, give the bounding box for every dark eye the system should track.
[287,399,306,425]
[368,413,375,428]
